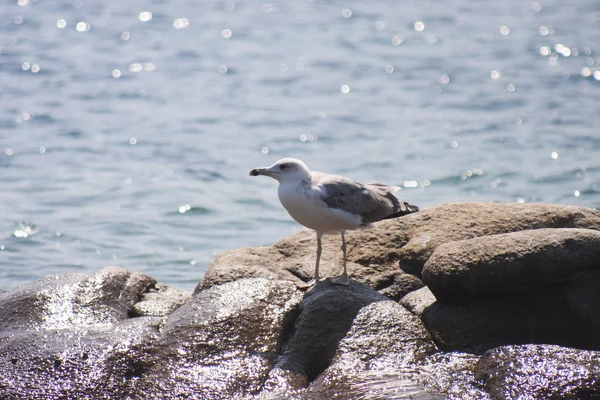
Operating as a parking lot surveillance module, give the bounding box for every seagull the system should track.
[249,158,419,286]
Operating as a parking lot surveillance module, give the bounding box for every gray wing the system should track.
[313,172,403,224]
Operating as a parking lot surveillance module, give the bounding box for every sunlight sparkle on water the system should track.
[490,70,501,79]
[174,18,189,29]
[342,9,352,18]
[551,152,558,159]
[57,19,66,28]
[500,26,510,35]
[392,35,404,45]
[139,12,153,22]
[222,29,232,39]
[341,85,350,94]
[76,22,90,32]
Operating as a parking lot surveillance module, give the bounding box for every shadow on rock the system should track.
[263,279,438,397]
[273,280,389,382]
[420,228,600,352]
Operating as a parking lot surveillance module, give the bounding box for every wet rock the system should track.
[475,345,600,399]
[262,280,437,398]
[0,267,162,399]
[135,278,303,399]
[0,266,156,331]
[200,203,600,294]
[132,283,192,317]
[422,228,600,301]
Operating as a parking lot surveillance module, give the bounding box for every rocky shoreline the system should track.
[2,202,600,399]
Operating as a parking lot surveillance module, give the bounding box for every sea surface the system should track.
[1,0,599,290]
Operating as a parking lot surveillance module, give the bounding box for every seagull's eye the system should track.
[280,163,290,171]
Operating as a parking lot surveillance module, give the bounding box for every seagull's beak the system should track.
[249,167,268,176]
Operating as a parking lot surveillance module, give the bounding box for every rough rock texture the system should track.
[0,267,161,399]
[134,278,303,399]
[199,203,600,293]
[353,202,600,277]
[261,280,440,399]
[132,282,192,317]
[422,228,600,301]
[475,345,600,399]
[400,286,437,317]
[4,202,600,399]
[420,228,600,352]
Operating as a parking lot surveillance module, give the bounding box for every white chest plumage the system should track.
[277,181,362,232]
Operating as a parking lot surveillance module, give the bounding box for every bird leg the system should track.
[306,231,323,286]
[329,230,350,285]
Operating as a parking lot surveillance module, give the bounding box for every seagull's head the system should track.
[249,158,310,183]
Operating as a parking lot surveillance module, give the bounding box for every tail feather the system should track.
[383,202,419,220]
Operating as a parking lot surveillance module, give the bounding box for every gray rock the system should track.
[422,269,600,352]
[0,267,162,399]
[417,229,600,352]
[378,270,425,301]
[136,278,303,399]
[400,286,437,317]
[475,345,600,399]
[422,228,600,301]
[199,203,600,294]
[132,283,192,317]
[0,266,156,331]
[262,279,437,398]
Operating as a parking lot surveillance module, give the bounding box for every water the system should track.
[1,0,599,290]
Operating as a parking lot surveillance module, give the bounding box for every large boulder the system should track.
[422,228,600,301]
[134,278,303,399]
[0,267,163,399]
[261,279,439,398]
[419,229,600,352]
[351,202,600,277]
[199,203,600,293]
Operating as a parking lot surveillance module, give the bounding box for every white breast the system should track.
[277,182,362,232]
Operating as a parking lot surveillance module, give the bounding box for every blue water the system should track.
[1,0,599,290]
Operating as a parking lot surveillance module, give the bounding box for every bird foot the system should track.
[296,277,324,291]
[328,274,350,286]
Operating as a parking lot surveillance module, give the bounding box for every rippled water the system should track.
[1,0,599,289]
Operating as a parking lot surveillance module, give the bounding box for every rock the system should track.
[378,270,425,301]
[0,267,162,399]
[4,261,600,399]
[135,278,303,399]
[353,202,600,277]
[475,345,600,399]
[199,203,600,294]
[417,228,600,352]
[132,283,192,317]
[400,286,437,317]
[262,280,437,398]
[422,269,600,352]
[0,266,156,331]
[422,228,600,301]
